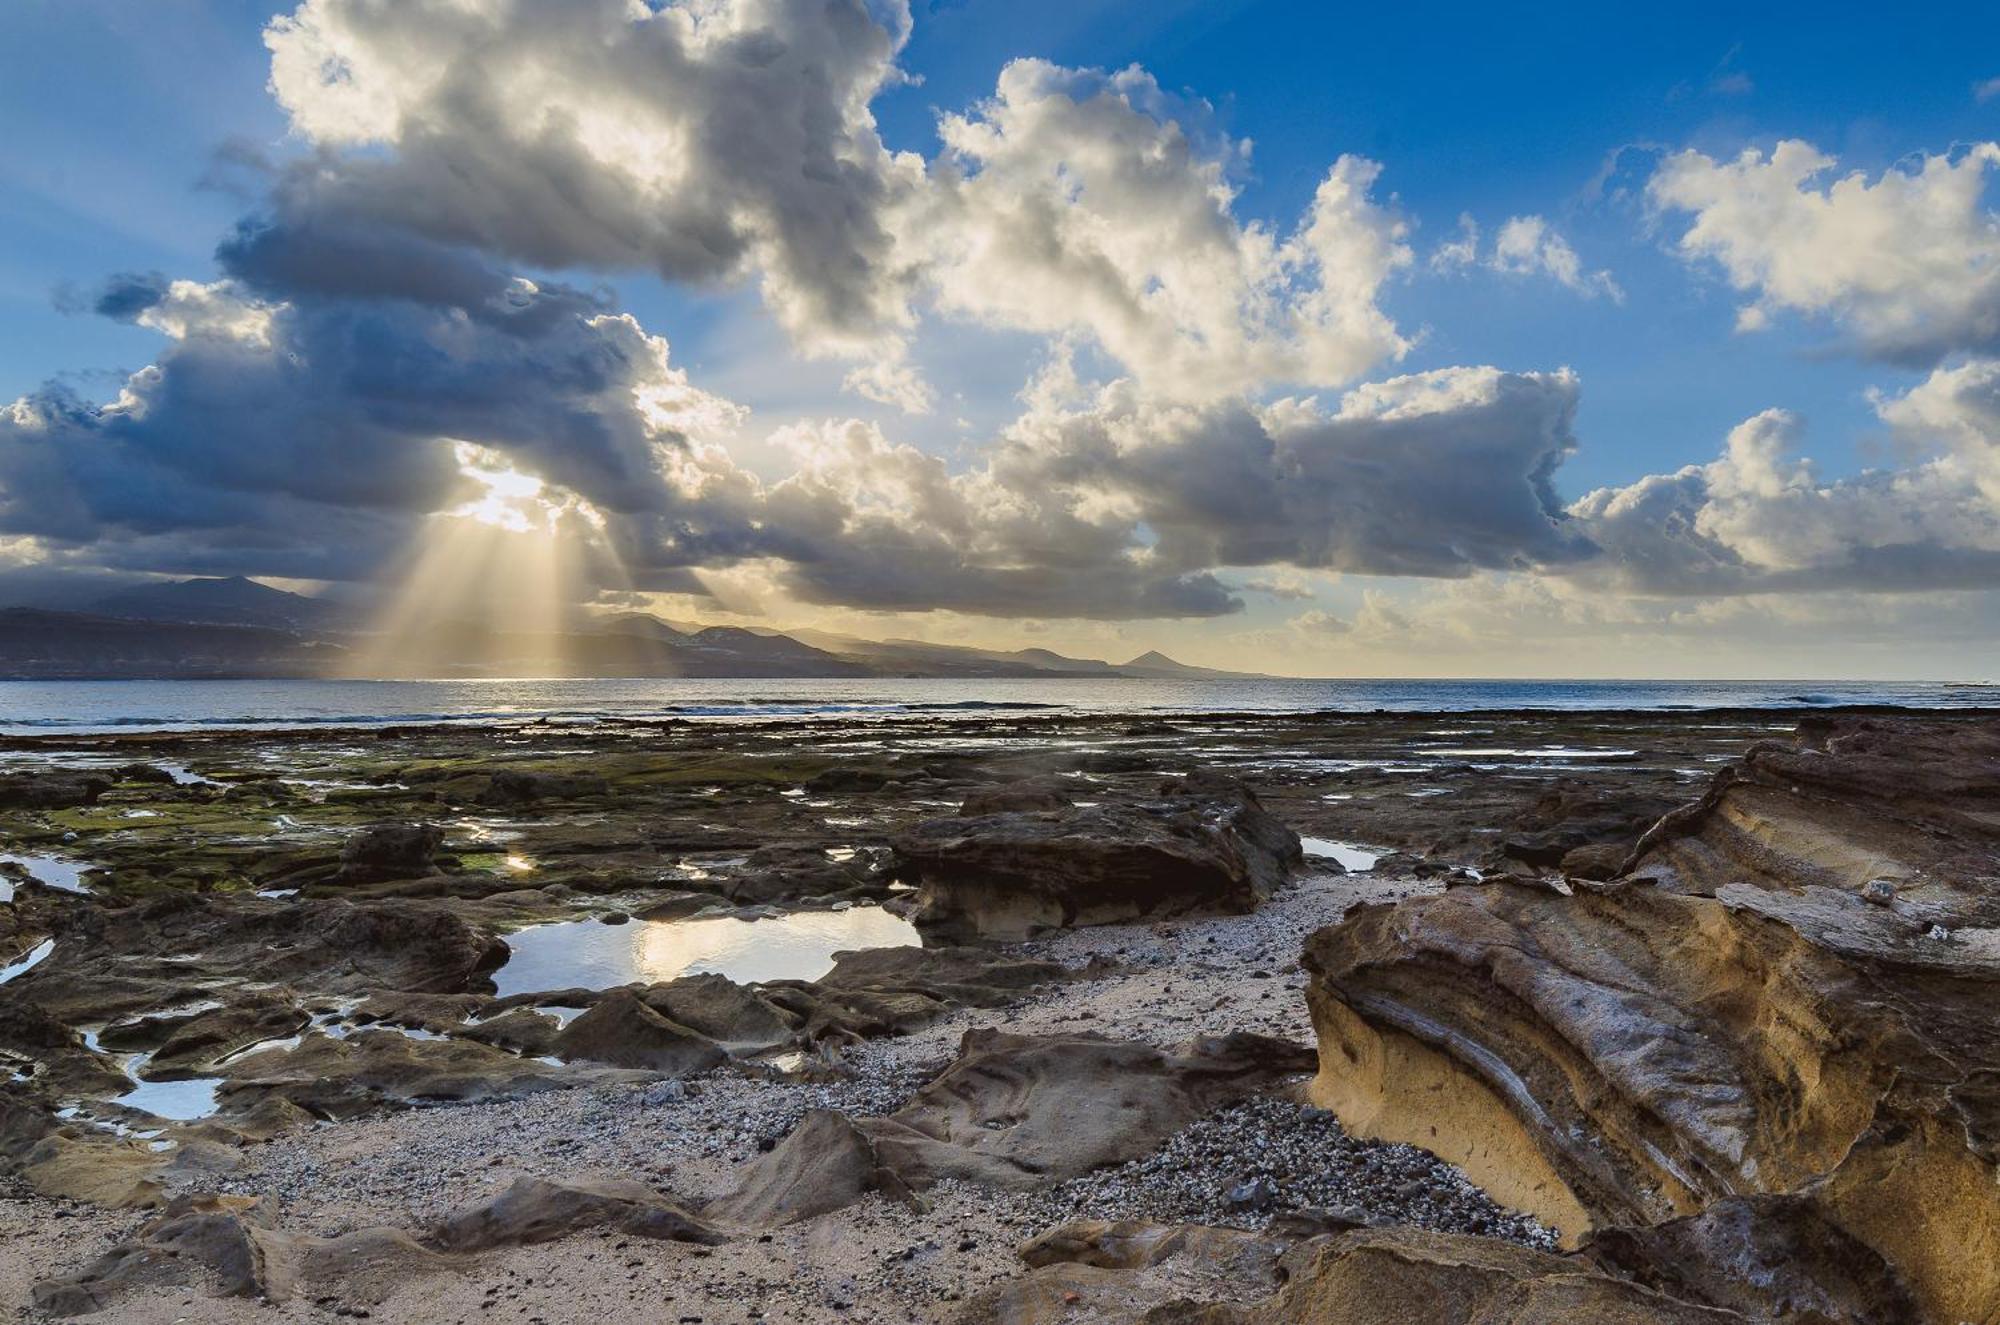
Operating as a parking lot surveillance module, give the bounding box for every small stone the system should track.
[1927,924,1952,942]
[600,911,631,925]
[1860,879,1897,906]
[642,1080,687,1106]
[1226,1176,1278,1211]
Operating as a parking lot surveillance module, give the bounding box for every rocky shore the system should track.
[3,705,1996,1322]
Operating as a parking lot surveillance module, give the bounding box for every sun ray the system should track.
[339,445,625,678]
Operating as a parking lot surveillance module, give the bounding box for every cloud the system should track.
[1649,140,2000,362]
[1430,214,1621,300]
[1568,376,2000,596]
[1430,215,1482,272]
[1288,608,1350,633]
[252,6,1420,415]
[1976,76,2000,103]
[911,59,1413,401]
[6,182,1598,622]
[1870,356,2000,502]
[1491,216,1623,300]
[990,365,1596,581]
[0,263,748,583]
[261,0,926,351]
[1242,572,1316,600]
[736,363,1601,616]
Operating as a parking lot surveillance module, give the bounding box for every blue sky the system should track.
[3,0,2000,675]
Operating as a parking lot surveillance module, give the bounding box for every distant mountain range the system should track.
[0,578,1272,681]
[86,574,351,631]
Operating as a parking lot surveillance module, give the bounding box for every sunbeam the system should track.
[339,445,624,678]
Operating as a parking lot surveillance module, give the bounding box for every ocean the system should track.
[0,676,1993,734]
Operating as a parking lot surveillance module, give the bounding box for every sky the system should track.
[3,0,2000,678]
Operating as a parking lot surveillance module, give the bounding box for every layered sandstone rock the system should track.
[892,774,1301,942]
[1300,715,2000,1325]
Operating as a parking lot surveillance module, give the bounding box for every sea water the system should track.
[0,676,1990,734]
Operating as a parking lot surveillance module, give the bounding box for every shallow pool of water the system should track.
[0,938,54,985]
[0,852,93,895]
[1300,838,1383,872]
[116,1075,222,1121]
[491,906,920,997]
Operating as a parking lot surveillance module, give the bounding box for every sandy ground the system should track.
[4,868,1444,1324]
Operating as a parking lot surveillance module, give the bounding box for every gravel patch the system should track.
[1017,1093,1558,1248]
[221,1065,929,1228]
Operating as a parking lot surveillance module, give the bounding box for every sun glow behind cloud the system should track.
[341,445,621,678]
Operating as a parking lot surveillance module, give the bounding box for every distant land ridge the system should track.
[0,578,1273,681]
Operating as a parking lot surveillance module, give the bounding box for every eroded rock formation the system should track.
[892,774,1302,942]
[1301,715,2000,1324]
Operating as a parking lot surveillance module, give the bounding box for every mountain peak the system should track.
[1124,649,1180,667]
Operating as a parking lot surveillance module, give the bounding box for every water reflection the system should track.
[491,906,919,997]
[1300,838,1383,872]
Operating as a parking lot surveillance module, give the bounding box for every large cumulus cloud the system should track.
[261,0,925,350]
[0,239,1600,617]
[1650,141,2000,364]
[735,364,1595,615]
[1568,379,2000,596]
[910,60,1413,401]
[3,0,1595,619]
[257,4,1418,405]
[0,256,745,583]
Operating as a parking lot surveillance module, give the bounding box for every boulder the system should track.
[1487,779,1681,872]
[552,988,728,1075]
[431,1174,722,1251]
[31,1193,302,1313]
[1583,1194,1920,1324]
[1301,716,2000,1325]
[474,769,610,806]
[639,973,797,1051]
[6,896,509,1032]
[31,1177,719,1316]
[891,775,1301,942]
[758,944,1084,1043]
[336,822,442,882]
[214,1027,617,1118]
[725,844,886,905]
[1233,1226,1742,1325]
[0,769,112,810]
[144,995,308,1076]
[703,1108,920,1230]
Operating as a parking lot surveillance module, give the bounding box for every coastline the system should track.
[3,700,1997,1322]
